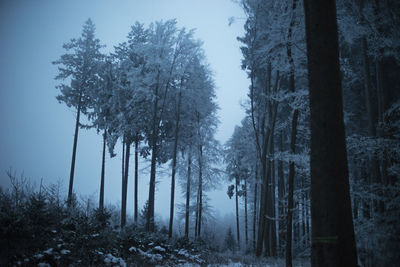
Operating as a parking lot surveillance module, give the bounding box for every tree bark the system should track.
[185,151,192,239]
[197,144,203,238]
[244,176,248,246]
[99,129,106,211]
[121,140,130,228]
[235,175,241,250]
[303,0,358,266]
[134,137,139,224]
[67,92,82,207]
[253,165,258,251]
[169,90,182,238]
[285,0,299,265]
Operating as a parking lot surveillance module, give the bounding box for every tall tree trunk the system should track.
[278,131,285,253]
[134,137,139,224]
[169,90,182,238]
[255,69,279,257]
[185,151,192,239]
[67,92,82,207]
[197,144,203,238]
[303,0,358,266]
[244,176,248,246]
[253,165,258,251]
[121,140,131,228]
[147,80,160,232]
[235,175,241,250]
[286,0,299,264]
[194,184,199,238]
[99,129,106,211]
[286,110,299,266]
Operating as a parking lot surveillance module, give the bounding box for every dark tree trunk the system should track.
[278,131,286,252]
[197,144,203,238]
[169,90,182,238]
[244,176,248,246]
[286,110,299,267]
[194,184,199,238]
[147,81,160,232]
[121,140,131,228]
[99,129,106,211]
[286,0,299,264]
[67,92,82,207]
[303,0,358,266]
[235,175,241,250]
[185,151,192,239]
[134,137,139,224]
[253,165,258,251]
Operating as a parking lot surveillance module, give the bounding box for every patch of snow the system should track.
[34,254,44,259]
[104,253,126,267]
[153,246,166,253]
[60,249,70,255]
[44,248,53,254]
[51,230,57,233]
[91,233,100,237]
[129,246,137,252]
[148,242,154,246]
[177,249,190,257]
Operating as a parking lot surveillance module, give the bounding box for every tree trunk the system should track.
[67,92,82,207]
[285,0,299,265]
[244,176,248,247]
[134,137,139,224]
[286,109,299,267]
[235,175,241,250]
[303,0,358,266]
[169,90,182,238]
[121,140,130,228]
[99,129,106,211]
[278,131,285,253]
[253,165,258,251]
[197,144,203,238]
[185,151,192,239]
[194,183,199,238]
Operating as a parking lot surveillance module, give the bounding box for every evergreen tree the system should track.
[53,18,104,206]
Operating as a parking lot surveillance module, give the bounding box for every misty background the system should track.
[0,0,248,220]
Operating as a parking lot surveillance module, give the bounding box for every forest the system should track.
[0,0,399,266]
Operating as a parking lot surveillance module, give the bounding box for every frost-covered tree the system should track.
[53,18,104,206]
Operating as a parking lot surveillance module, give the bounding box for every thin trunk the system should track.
[134,137,139,224]
[194,184,199,238]
[235,175,241,250]
[169,90,182,238]
[303,0,358,265]
[197,144,203,237]
[255,69,279,257]
[67,92,82,207]
[244,176,248,246]
[253,165,258,251]
[121,140,131,228]
[286,109,299,267]
[278,131,285,252]
[286,0,298,264]
[185,151,192,239]
[99,129,106,211]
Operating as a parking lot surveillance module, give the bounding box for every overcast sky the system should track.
[0,0,248,220]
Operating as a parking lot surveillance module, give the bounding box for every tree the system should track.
[224,227,237,253]
[53,18,104,207]
[303,0,358,266]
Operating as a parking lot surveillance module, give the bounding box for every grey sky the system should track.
[0,0,248,219]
